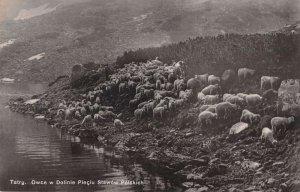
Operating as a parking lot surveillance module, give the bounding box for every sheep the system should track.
[199,105,213,113]
[134,108,145,120]
[208,75,221,85]
[95,96,101,104]
[238,68,255,82]
[201,84,221,95]
[174,99,185,109]
[156,79,162,90]
[129,99,139,111]
[215,102,237,119]
[138,100,152,109]
[223,93,235,101]
[198,111,218,128]
[261,76,281,90]
[80,107,87,116]
[168,73,176,84]
[260,127,277,145]
[245,94,262,107]
[174,78,185,92]
[153,105,168,119]
[81,115,93,125]
[271,116,295,135]
[114,119,125,129]
[240,109,261,125]
[203,95,219,105]
[225,95,245,106]
[197,92,206,103]
[165,83,174,91]
[179,89,193,102]
[237,93,248,100]
[187,77,202,91]
[195,74,209,85]
[144,100,157,115]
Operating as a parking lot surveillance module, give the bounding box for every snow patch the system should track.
[24,99,40,105]
[0,39,16,49]
[0,78,15,83]
[14,3,59,21]
[26,53,45,61]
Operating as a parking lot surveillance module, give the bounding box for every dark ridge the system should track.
[116,33,300,79]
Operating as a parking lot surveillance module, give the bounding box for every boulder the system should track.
[278,79,300,116]
[70,64,87,87]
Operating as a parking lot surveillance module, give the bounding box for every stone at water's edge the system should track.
[278,79,300,116]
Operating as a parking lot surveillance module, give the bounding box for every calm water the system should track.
[0,83,181,191]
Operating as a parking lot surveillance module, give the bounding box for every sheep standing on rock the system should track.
[240,109,261,125]
[260,127,277,145]
[271,116,295,136]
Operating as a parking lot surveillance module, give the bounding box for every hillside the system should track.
[0,0,299,82]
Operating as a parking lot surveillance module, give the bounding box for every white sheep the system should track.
[245,94,262,107]
[260,127,277,145]
[198,111,218,127]
[240,109,261,125]
[271,116,295,135]
[114,119,125,128]
[203,95,219,105]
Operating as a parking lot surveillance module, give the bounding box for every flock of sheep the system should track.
[55,58,295,145]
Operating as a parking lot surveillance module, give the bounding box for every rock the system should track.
[24,99,40,104]
[228,187,243,192]
[272,161,285,166]
[278,79,300,116]
[197,186,209,192]
[182,182,194,188]
[229,122,249,135]
[190,158,209,166]
[34,115,45,119]
[241,161,261,170]
[267,178,276,185]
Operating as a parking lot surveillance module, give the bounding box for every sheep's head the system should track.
[288,116,295,124]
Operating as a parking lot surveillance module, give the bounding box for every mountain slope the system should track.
[0,0,299,82]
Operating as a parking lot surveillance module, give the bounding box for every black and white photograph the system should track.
[0,0,300,191]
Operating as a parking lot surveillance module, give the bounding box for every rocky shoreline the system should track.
[8,63,300,192]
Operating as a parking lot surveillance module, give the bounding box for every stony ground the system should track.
[8,76,300,192]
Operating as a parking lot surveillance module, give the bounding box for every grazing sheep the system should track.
[261,76,281,90]
[187,77,202,91]
[153,106,168,119]
[208,75,221,85]
[225,95,245,106]
[198,111,218,127]
[95,96,101,104]
[237,93,248,100]
[201,84,221,95]
[195,74,209,85]
[203,95,219,105]
[260,127,277,145]
[245,94,262,107]
[134,108,145,120]
[271,116,295,135]
[81,115,93,125]
[238,68,255,82]
[223,94,235,101]
[200,105,213,113]
[215,102,237,119]
[240,109,261,125]
[114,119,125,128]
[197,92,206,103]
[129,99,139,111]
